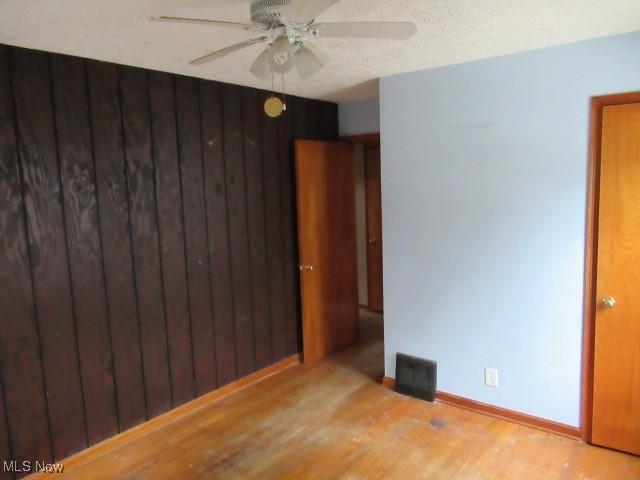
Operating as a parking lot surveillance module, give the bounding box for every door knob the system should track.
[298,264,315,272]
[368,238,377,245]
[601,296,616,309]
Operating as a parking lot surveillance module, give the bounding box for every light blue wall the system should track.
[339,98,380,136]
[380,31,640,427]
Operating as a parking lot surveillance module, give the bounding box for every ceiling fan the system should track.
[153,0,417,80]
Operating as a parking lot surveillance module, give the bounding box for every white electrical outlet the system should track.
[485,368,499,387]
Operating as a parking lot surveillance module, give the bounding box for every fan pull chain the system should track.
[281,73,287,111]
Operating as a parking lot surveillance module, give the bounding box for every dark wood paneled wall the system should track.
[0,44,338,478]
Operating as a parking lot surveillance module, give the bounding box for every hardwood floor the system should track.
[39,309,639,479]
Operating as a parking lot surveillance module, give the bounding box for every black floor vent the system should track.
[395,353,437,402]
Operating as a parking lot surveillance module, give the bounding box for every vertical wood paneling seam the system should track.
[172,74,198,397]
[195,81,219,387]
[115,66,149,420]
[145,70,174,409]
[8,49,55,461]
[240,94,258,370]
[47,53,90,449]
[83,58,121,432]
[260,116,274,365]
[219,88,239,380]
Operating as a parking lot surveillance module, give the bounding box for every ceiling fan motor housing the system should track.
[250,0,296,25]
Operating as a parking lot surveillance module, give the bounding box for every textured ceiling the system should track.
[1,0,639,102]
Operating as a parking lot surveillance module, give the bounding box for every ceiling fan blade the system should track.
[314,21,417,39]
[250,49,272,80]
[295,43,327,80]
[189,36,268,65]
[152,16,256,31]
[293,0,340,24]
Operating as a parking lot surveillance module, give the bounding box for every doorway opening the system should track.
[347,134,383,314]
[293,133,383,365]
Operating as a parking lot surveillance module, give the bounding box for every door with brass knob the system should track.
[295,140,358,363]
[591,101,640,455]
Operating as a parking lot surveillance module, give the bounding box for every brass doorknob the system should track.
[298,264,315,272]
[601,297,616,309]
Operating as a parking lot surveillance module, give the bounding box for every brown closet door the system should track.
[592,102,640,455]
[295,140,358,362]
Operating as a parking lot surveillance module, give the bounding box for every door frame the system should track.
[581,91,640,444]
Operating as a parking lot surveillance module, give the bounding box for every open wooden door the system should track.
[295,140,358,363]
[365,145,383,312]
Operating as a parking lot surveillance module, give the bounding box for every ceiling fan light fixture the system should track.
[250,48,272,80]
[295,45,325,80]
[267,37,295,74]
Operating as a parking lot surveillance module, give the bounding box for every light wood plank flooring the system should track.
[49,310,640,479]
